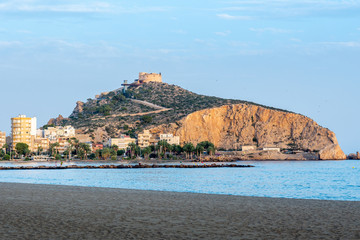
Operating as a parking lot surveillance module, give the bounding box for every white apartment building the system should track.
[159,134,180,145]
[107,135,136,150]
[38,125,76,142]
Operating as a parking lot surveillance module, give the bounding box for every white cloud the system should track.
[216,13,252,20]
[290,38,302,42]
[0,1,112,13]
[0,41,22,47]
[215,30,231,36]
[172,29,187,35]
[0,1,169,14]
[249,27,299,33]
[219,0,360,18]
[320,41,360,48]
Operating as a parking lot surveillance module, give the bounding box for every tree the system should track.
[207,146,215,156]
[110,148,117,159]
[73,139,80,156]
[49,142,60,156]
[197,141,216,156]
[111,145,119,152]
[95,149,101,159]
[157,140,171,157]
[79,143,91,160]
[37,146,43,156]
[89,153,96,160]
[15,143,30,157]
[117,149,125,156]
[128,142,137,158]
[66,138,78,160]
[101,148,111,160]
[197,141,215,150]
[183,142,195,159]
[172,144,183,155]
[3,143,9,154]
[196,144,205,158]
[142,147,152,159]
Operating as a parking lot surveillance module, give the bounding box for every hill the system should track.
[48,81,346,159]
[52,82,291,142]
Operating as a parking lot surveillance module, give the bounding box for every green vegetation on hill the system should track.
[60,82,290,141]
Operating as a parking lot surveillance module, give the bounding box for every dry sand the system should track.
[0,182,359,239]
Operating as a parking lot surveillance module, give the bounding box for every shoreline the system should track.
[0,163,254,170]
[1,182,359,239]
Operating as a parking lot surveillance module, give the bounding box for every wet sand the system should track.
[0,182,359,239]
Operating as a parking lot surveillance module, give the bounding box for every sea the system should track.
[0,160,359,201]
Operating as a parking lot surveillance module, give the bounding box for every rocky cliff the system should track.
[149,104,346,160]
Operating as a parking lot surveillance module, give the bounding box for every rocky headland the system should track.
[49,82,346,160]
[149,104,346,160]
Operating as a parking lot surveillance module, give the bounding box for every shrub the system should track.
[141,115,152,124]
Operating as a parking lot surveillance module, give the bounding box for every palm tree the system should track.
[183,142,195,160]
[142,146,152,160]
[49,142,60,156]
[79,143,91,160]
[3,143,9,155]
[102,148,111,160]
[157,140,171,158]
[37,146,43,156]
[207,146,215,156]
[196,144,204,158]
[67,139,74,160]
[111,145,119,152]
[128,142,137,158]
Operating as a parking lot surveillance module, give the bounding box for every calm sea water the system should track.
[0,160,359,201]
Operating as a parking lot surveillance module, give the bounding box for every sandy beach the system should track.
[0,183,359,239]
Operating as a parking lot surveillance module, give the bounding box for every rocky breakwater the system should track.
[150,104,346,160]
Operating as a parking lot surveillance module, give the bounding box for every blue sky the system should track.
[0,0,359,153]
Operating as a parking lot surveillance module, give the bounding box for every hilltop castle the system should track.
[121,72,162,93]
[134,72,162,85]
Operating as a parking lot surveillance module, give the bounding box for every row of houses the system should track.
[106,130,180,151]
[0,115,180,155]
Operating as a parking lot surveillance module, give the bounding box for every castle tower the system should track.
[138,72,162,84]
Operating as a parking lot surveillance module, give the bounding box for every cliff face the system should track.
[149,104,346,160]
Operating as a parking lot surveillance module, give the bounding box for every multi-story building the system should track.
[33,138,50,153]
[159,133,180,145]
[107,135,136,150]
[0,131,6,149]
[11,115,37,151]
[38,125,76,142]
[56,137,71,154]
[137,130,152,148]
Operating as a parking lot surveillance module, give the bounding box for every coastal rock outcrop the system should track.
[319,144,346,160]
[149,104,346,160]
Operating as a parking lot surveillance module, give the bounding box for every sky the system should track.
[0,0,359,154]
